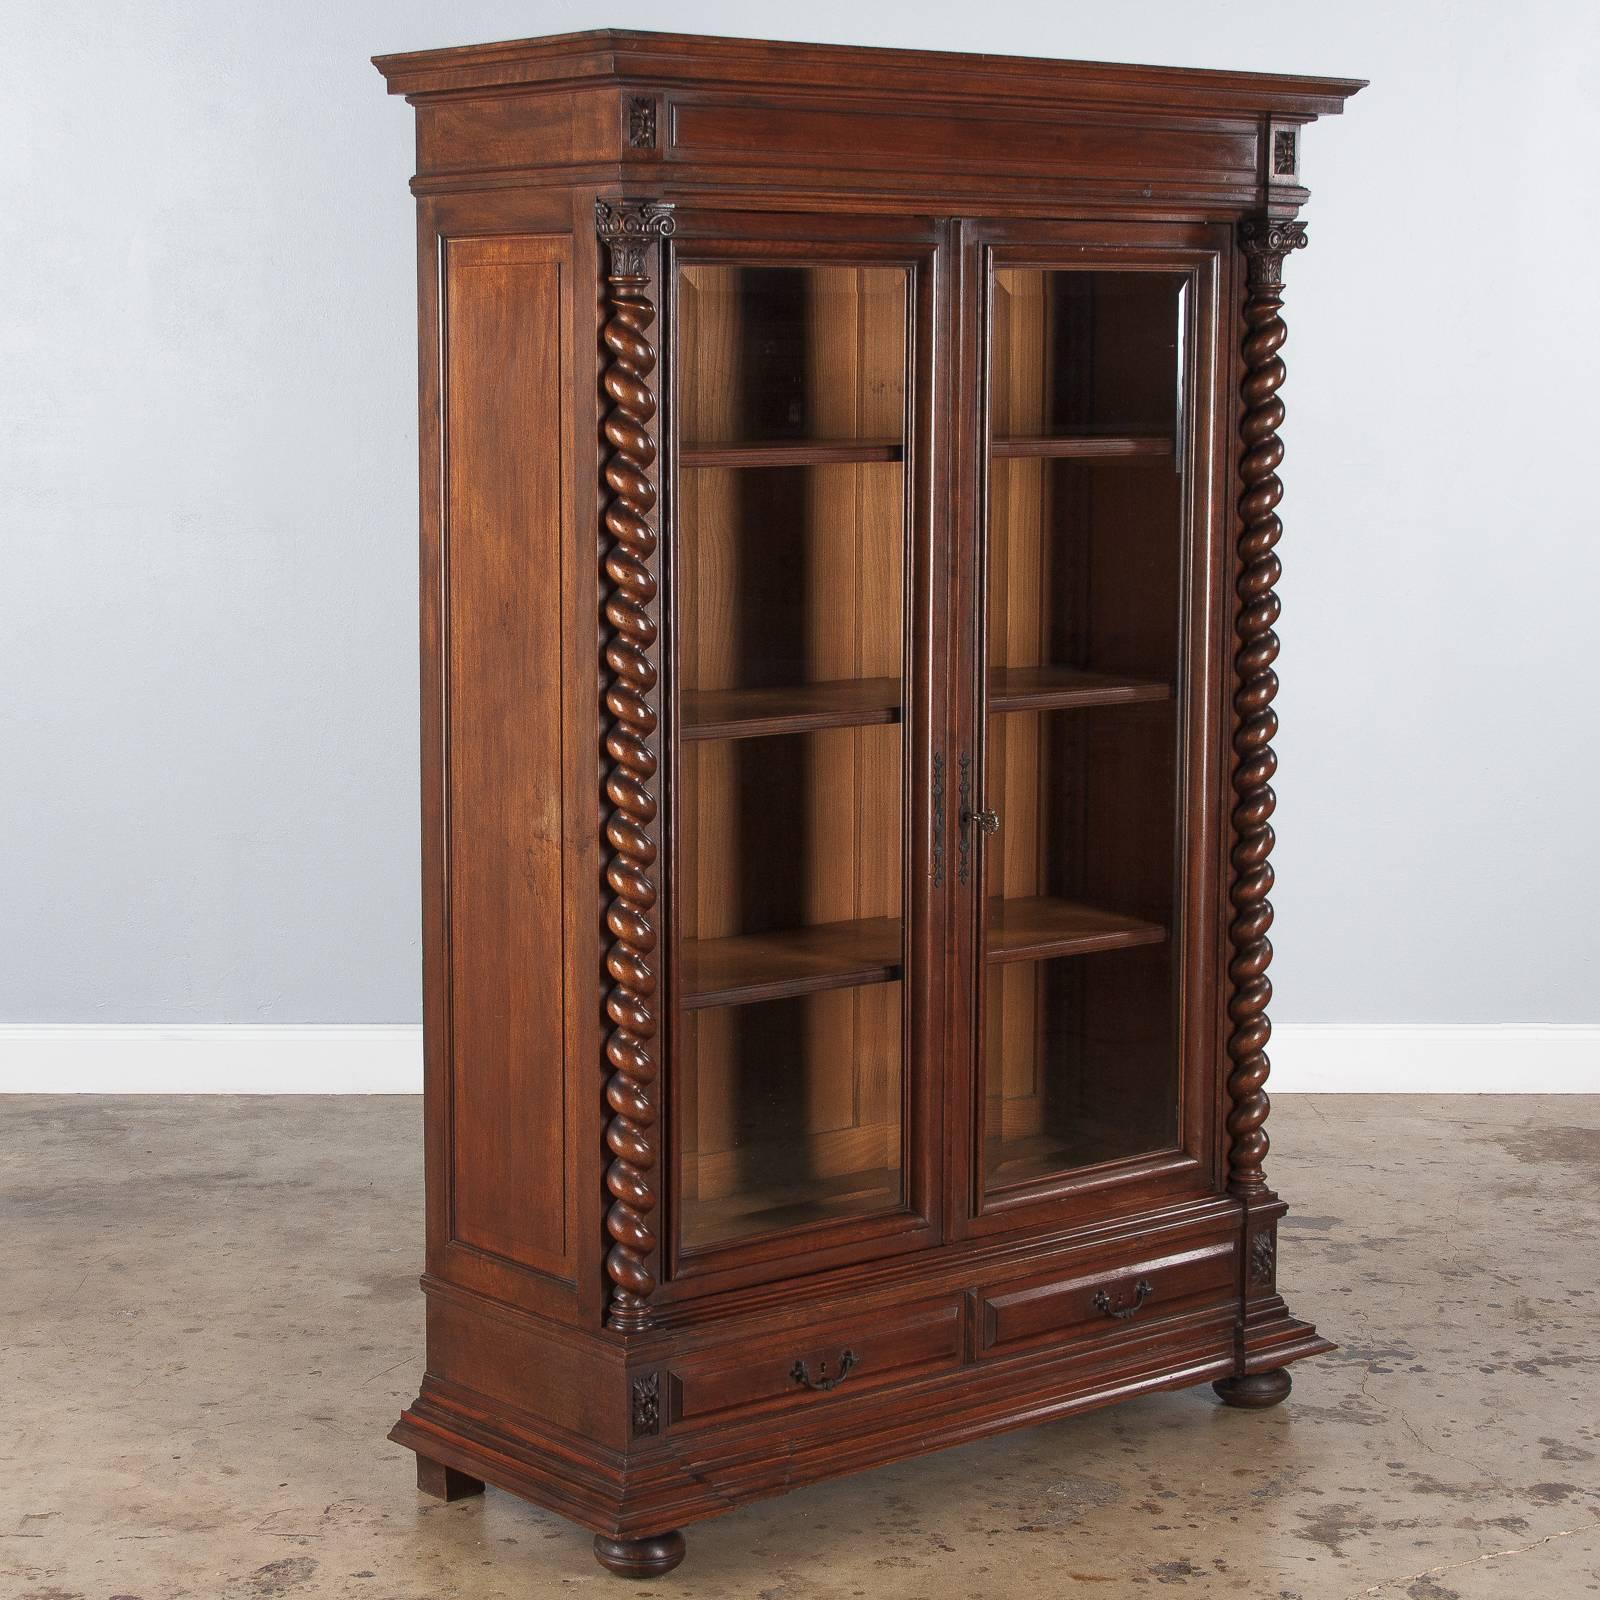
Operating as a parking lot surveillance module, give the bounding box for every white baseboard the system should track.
[1264,1023,1598,1094]
[0,1024,424,1094]
[0,1023,1594,1095]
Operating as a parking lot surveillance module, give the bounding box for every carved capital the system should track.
[1238,218,1308,291]
[595,198,676,279]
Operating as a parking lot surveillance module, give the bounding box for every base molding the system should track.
[390,1307,1326,1538]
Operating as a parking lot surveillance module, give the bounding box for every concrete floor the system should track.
[5,1096,1598,1600]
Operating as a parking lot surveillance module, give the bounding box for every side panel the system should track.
[439,234,576,1283]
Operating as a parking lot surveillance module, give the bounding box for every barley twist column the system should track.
[595,198,674,1332]
[1226,217,1307,1199]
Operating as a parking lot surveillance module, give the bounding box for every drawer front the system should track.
[666,1297,964,1430]
[980,1238,1236,1356]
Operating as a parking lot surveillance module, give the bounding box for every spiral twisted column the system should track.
[595,198,674,1332]
[1226,217,1307,1199]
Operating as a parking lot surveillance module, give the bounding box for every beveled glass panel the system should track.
[981,268,1188,1195]
[674,262,911,1251]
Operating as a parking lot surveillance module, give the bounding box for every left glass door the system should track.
[665,233,937,1277]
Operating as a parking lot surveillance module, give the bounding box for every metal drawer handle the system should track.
[1093,1278,1155,1321]
[790,1349,857,1392]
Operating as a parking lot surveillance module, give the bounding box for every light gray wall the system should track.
[3,0,1596,1026]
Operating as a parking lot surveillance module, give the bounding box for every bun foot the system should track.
[416,1456,484,1501]
[594,1530,687,1579]
[1213,1368,1293,1409]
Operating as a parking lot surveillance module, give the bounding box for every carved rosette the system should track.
[1250,1229,1278,1288]
[596,198,675,1332]
[1226,217,1307,1198]
[630,1371,661,1436]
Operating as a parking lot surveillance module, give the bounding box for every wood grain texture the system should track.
[441,235,574,1282]
[991,434,1173,460]
[680,915,903,1009]
[664,1296,963,1427]
[986,896,1166,965]
[988,665,1172,714]
[682,676,901,740]
[374,29,1364,119]
[376,31,1357,1575]
[681,439,903,467]
[979,1238,1235,1354]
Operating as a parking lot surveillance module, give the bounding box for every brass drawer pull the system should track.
[1093,1278,1154,1321]
[790,1349,857,1391]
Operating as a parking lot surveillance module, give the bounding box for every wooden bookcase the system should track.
[373,30,1363,1578]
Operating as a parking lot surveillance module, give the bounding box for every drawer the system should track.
[665,1296,964,1431]
[979,1238,1236,1357]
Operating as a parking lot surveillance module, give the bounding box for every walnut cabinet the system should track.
[373,30,1363,1579]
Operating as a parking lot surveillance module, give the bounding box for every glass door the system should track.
[967,238,1222,1220]
[666,230,939,1282]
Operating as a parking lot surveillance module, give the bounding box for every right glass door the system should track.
[976,252,1204,1203]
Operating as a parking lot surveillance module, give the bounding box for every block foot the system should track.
[416,1456,484,1501]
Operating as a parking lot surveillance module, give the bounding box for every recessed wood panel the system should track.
[670,101,1258,185]
[442,235,574,1282]
[416,88,620,175]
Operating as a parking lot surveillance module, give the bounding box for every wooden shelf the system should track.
[681,438,904,468]
[682,1167,901,1247]
[984,1122,1138,1191]
[683,677,902,741]
[987,897,1166,965]
[681,916,903,1010]
[988,666,1172,714]
[991,434,1173,461]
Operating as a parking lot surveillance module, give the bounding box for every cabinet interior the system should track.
[981,267,1188,1193]
[675,263,911,1249]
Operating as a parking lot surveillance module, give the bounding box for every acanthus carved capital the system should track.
[1238,217,1308,291]
[595,198,676,279]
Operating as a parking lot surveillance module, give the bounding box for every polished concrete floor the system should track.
[5,1095,1598,1599]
